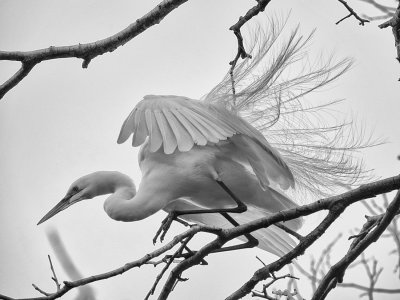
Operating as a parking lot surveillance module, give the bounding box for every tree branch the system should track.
[0,0,189,100]
[1,175,399,300]
[251,273,299,299]
[228,0,273,99]
[357,0,397,18]
[336,0,370,25]
[378,2,400,68]
[312,189,400,299]
[0,225,218,300]
[164,174,400,300]
[338,282,400,294]
[226,204,348,300]
[291,193,400,299]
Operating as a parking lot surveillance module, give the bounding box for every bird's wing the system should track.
[118,95,294,189]
[118,95,236,153]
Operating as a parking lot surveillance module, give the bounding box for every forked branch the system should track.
[0,0,188,100]
[336,0,370,25]
[228,0,273,97]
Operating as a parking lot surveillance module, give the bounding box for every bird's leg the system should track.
[153,180,258,252]
[212,212,259,253]
[180,246,208,265]
[153,180,245,243]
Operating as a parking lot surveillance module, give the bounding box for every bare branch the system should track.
[31,255,61,297]
[252,273,299,299]
[336,0,370,25]
[145,236,194,300]
[312,189,400,300]
[47,230,95,300]
[0,0,189,100]
[378,2,400,68]
[47,256,61,292]
[225,174,400,300]
[228,0,273,100]
[31,285,50,297]
[338,282,400,294]
[274,223,304,241]
[358,0,397,16]
[291,192,400,299]
[0,226,211,300]
[1,175,400,300]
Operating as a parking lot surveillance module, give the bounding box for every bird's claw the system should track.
[153,212,177,244]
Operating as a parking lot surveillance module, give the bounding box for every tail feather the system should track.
[260,187,303,231]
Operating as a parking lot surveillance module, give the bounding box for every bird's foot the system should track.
[153,211,177,244]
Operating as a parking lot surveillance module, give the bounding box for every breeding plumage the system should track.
[38,19,367,257]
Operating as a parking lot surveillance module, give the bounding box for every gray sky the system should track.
[1,0,399,299]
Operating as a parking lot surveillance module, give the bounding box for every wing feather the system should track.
[190,105,236,137]
[170,109,208,146]
[163,108,194,151]
[117,108,137,144]
[180,108,221,143]
[144,109,163,152]
[131,109,148,147]
[154,109,177,154]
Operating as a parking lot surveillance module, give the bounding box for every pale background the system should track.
[0,0,399,299]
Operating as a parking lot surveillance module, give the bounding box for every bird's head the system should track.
[38,171,135,225]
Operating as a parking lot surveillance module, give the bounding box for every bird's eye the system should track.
[71,186,80,193]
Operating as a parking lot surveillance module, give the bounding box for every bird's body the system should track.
[39,95,302,256]
[138,138,299,221]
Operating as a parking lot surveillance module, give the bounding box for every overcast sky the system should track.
[0,0,399,299]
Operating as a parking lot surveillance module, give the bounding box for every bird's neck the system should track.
[103,183,171,222]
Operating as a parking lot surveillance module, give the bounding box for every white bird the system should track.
[38,94,302,256]
[38,20,363,257]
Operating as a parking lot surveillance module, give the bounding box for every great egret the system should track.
[38,20,364,257]
[38,94,302,256]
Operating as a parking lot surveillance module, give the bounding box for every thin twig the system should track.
[145,236,194,300]
[338,282,400,294]
[31,285,50,297]
[274,223,304,241]
[47,256,61,292]
[252,273,299,299]
[336,0,370,25]
[357,0,396,19]
[228,0,273,103]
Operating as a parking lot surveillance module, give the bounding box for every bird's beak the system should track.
[37,194,74,225]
